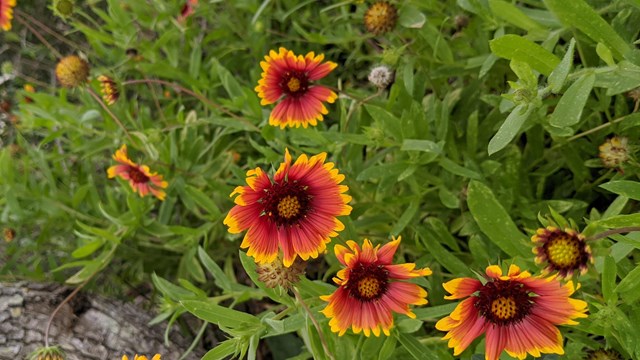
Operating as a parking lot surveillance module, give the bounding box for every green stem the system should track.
[588,227,640,241]
[292,287,334,360]
[178,321,207,360]
[122,79,259,132]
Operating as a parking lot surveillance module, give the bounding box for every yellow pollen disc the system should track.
[547,236,579,267]
[277,195,301,219]
[357,277,381,299]
[491,296,517,320]
[287,77,301,92]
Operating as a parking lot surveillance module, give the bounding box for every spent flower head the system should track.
[256,254,306,289]
[599,136,629,169]
[364,1,398,35]
[55,55,90,88]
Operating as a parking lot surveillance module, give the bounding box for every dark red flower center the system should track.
[475,280,533,326]
[280,71,309,97]
[261,180,311,226]
[128,166,149,184]
[544,234,585,270]
[346,262,389,302]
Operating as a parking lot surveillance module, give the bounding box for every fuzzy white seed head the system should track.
[368,65,394,89]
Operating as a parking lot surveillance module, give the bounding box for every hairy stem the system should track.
[86,87,133,141]
[588,227,640,241]
[292,287,334,360]
[14,14,63,59]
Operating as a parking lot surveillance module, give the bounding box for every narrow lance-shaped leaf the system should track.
[544,0,630,59]
[549,38,575,93]
[488,104,533,155]
[467,181,530,258]
[549,73,595,127]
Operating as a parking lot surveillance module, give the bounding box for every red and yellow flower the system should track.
[224,149,351,267]
[436,264,588,360]
[178,0,197,22]
[0,0,16,31]
[321,237,432,337]
[107,145,168,200]
[122,355,161,360]
[532,226,593,278]
[255,47,338,129]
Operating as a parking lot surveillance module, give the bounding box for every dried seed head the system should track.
[364,1,398,35]
[599,136,629,169]
[55,55,90,88]
[368,65,394,89]
[3,227,15,242]
[256,254,306,289]
[627,87,640,102]
[585,348,622,360]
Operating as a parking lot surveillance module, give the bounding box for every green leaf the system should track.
[602,255,617,304]
[600,181,640,201]
[184,185,222,218]
[490,35,560,76]
[365,104,403,141]
[488,104,533,155]
[549,38,575,93]
[549,73,595,127]
[597,214,640,228]
[615,265,640,304]
[488,0,546,33]
[596,43,616,67]
[198,247,232,292]
[467,181,529,258]
[71,239,105,259]
[439,158,482,179]
[152,273,196,301]
[202,339,239,360]
[398,5,426,29]
[414,303,458,320]
[401,139,442,154]
[544,0,631,59]
[181,299,262,328]
[66,245,115,285]
[419,230,469,275]
[378,336,397,360]
[391,200,420,236]
[396,331,437,360]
